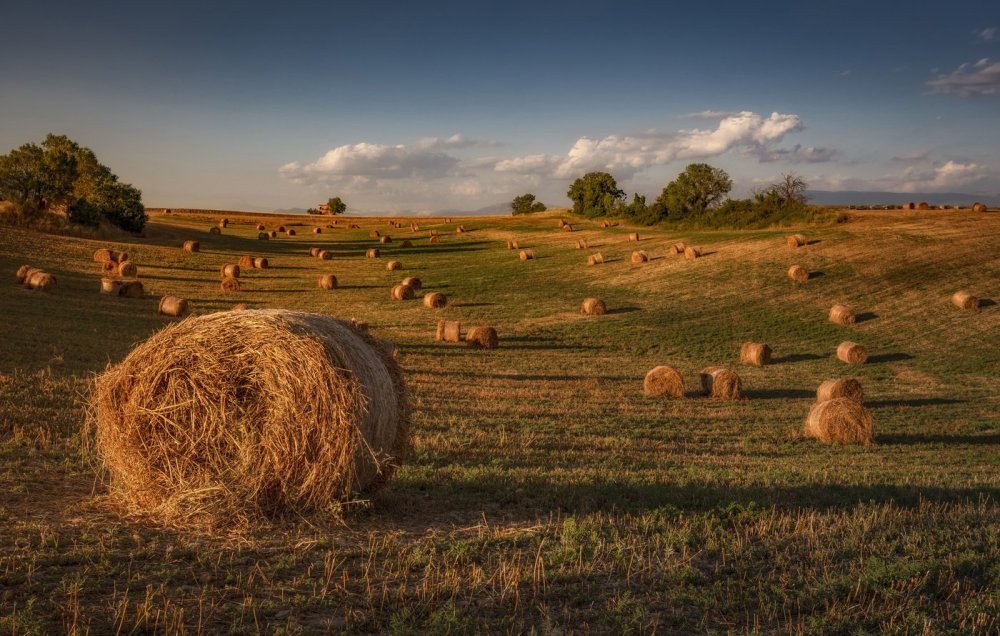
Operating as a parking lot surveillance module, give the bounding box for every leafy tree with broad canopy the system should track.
[326,197,347,215]
[651,163,733,220]
[510,193,547,215]
[566,172,625,218]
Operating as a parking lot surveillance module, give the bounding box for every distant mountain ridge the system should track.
[807,190,998,206]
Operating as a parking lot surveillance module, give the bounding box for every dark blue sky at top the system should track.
[2,0,998,211]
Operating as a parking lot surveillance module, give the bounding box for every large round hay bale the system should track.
[837,341,868,365]
[369,229,380,239]
[817,378,863,403]
[581,298,606,315]
[643,366,684,398]
[319,250,333,260]
[390,284,413,300]
[788,265,809,282]
[183,240,200,252]
[88,309,410,524]
[684,246,702,260]
[118,261,138,277]
[423,292,446,308]
[588,253,604,265]
[20,267,44,286]
[309,247,321,257]
[739,342,771,366]
[209,226,221,235]
[628,232,639,242]
[971,202,987,213]
[506,239,519,250]
[786,234,806,248]
[466,326,498,349]
[118,280,144,298]
[258,232,270,240]
[366,248,380,259]
[401,277,422,291]
[380,236,392,244]
[25,271,56,291]
[916,202,929,210]
[804,398,873,445]
[253,257,269,269]
[319,274,338,290]
[951,290,979,310]
[669,242,686,255]
[576,238,588,249]
[221,276,241,292]
[631,250,648,264]
[386,260,402,271]
[519,249,535,261]
[239,255,254,268]
[256,223,266,231]
[102,260,118,275]
[220,264,240,279]
[100,278,123,295]
[829,304,856,325]
[700,366,742,400]
[158,295,189,317]
[435,320,461,342]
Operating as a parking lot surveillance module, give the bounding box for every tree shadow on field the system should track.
[867,352,914,364]
[772,353,824,364]
[743,388,816,399]
[878,432,1000,445]
[855,312,878,323]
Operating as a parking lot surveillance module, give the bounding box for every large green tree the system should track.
[326,197,347,215]
[566,172,625,218]
[510,193,546,215]
[651,163,732,220]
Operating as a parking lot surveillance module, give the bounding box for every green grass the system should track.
[0,208,998,634]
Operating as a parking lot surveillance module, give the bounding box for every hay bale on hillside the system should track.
[631,250,648,263]
[629,233,639,241]
[15,265,34,283]
[401,277,422,290]
[313,227,322,234]
[951,290,979,310]
[210,227,221,235]
[563,224,574,232]
[436,320,461,342]
[269,231,278,238]
[183,240,200,252]
[369,229,380,239]
[700,366,742,400]
[739,342,771,366]
[350,224,360,229]
[601,221,610,228]
[916,202,929,210]
[119,280,144,298]
[684,246,702,260]
[239,255,254,268]
[220,218,229,227]
[456,225,467,233]
[423,292,447,308]
[158,296,189,317]
[232,304,248,311]
[558,219,567,227]
[253,257,269,269]
[972,202,987,213]
[836,341,868,365]
[277,225,286,232]
[319,250,333,260]
[309,247,321,257]
[258,232,270,240]
[429,236,440,244]
[581,298,606,315]
[804,398,873,445]
[467,326,498,349]
[221,277,241,292]
[519,249,535,260]
[643,366,684,398]
[390,284,413,300]
[829,304,856,325]
[506,240,519,250]
[669,242,686,255]
[902,202,915,210]
[118,261,138,277]
[94,249,126,263]
[25,271,56,291]
[588,253,604,265]
[286,229,296,236]
[576,238,588,249]
[256,223,266,231]
[366,248,380,258]
[788,265,809,282]
[88,309,409,525]
[411,223,419,232]
[817,378,863,403]
[380,236,392,244]
[386,260,402,271]
[319,274,338,290]
[100,278,123,295]
[786,234,806,248]
[220,264,240,279]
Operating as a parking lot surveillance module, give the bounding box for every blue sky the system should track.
[2,1,998,213]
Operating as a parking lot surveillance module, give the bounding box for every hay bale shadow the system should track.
[807,271,825,279]
[452,302,497,308]
[867,352,914,364]
[771,353,824,364]
[743,388,815,399]
[806,239,822,245]
[866,397,963,408]
[979,298,997,308]
[855,312,878,323]
[606,307,640,315]
[877,432,997,445]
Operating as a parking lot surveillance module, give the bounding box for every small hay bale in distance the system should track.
[386,260,402,271]
[268,231,277,238]
[277,225,286,232]
[456,225,466,233]
[817,378,863,403]
[220,264,240,279]
[118,261,138,277]
[435,320,461,342]
[786,234,806,248]
[25,270,56,291]
[788,265,809,282]
[519,249,535,261]
[684,246,702,260]
[253,257,269,269]
[466,326,498,350]
[902,202,915,210]
[588,253,604,265]
[423,292,446,308]
[951,290,979,310]
[837,341,868,365]
[829,304,856,325]
[601,221,610,228]
[319,274,338,290]
[319,250,333,260]
[558,219,567,227]
[916,202,929,210]
[183,240,200,252]
[313,227,322,234]
[669,242,686,255]
[576,238,588,249]
[804,398,873,445]
[158,295,189,317]
[563,224,574,232]
[700,366,743,400]
[401,277,422,291]
[581,298,606,315]
[366,248,380,259]
[506,239,519,250]
[629,232,639,241]
[239,255,254,268]
[118,280,144,298]
[209,226,221,235]
[369,229,380,239]
[87,309,410,525]
[972,202,987,213]
[739,342,771,366]
[256,223,266,231]
[380,236,392,244]
[631,250,648,264]
[309,247,321,257]
[390,284,413,300]
[100,278,123,295]
[428,236,440,244]
[258,232,270,240]
[232,303,248,311]
[221,276,241,292]
[286,229,296,236]
[643,366,684,398]
[220,218,229,227]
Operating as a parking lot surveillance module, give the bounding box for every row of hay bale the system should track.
[435,320,497,349]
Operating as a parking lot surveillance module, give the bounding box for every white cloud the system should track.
[757,144,837,163]
[280,141,462,186]
[449,179,485,197]
[927,58,1000,97]
[808,160,993,193]
[678,110,738,120]
[976,27,996,42]
[494,154,563,174]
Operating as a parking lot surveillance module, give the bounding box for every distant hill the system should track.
[807,191,997,206]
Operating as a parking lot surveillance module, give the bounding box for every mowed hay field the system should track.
[1,208,998,634]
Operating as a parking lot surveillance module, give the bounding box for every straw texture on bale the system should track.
[118,280,144,298]
[94,248,127,263]
[684,246,702,260]
[258,232,269,240]
[951,290,979,310]
[629,233,639,241]
[25,271,56,291]
[401,277,422,290]
[390,284,413,300]
[423,292,446,308]
[100,278,122,295]
[506,240,519,250]
[380,236,392,244]
[739,342,771,366]
[183,240,200,252]
[319,274,338,290]
[118,261,137,277]
[829,304,856,325]
[788,265,809,282]
[581,298,606,315]
[435,320,461,343]
[786,234,806,248]
[837,341,868,365]
[253,257,269,269]
[319,250,332,260]
[972,202,987,213]
[804,398,873,445]
[588,253,604,265]
[817,378,863,403]
[220,264,240,279]
[519,249,535,260]
[386,260,402,271]
[15,265,33,283]
[466,326,498,350]
[669,242,686,255]
[239,255,254,268]
[221,276,241,292]
[631,250,648,263]
[700,367,742,400]
[209,227,221,235]
[576,239,588,249]
[366,248,380,258]
[643,366,684,398]
[158,296,189,317]
[88,309,410,525]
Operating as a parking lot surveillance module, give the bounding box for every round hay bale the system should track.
[423,292,446,308]
[788,265,809,282]
[971,202,987,213]
[366,248,380,259]
[563,224,574,232]
[386,260,402,271]
[118,261,138,277]
[309,247,321,257]
[20,267,43,286]
[221,276,241,292]
[210,226,221,235]
[466,326,498,349]
[506,240,519,250]
[601,221,610,228]
[435,320,461,342]
[269,231,277,238]
[380,236,392,244]
[629,232,639,242]
[804,398,873,445]
[390,284,413,300]
[401,277,422,291]
[220,264,240,279]
[669,242,686,255]
[239,255,254,268]
[220,218,229,227]
[277,225,286,232]
[100,278,123,295]
[643,366,684,398]
[456,225,466,233]
[319,274,338,290]
[902,202,915,211]
[118,280,144,298]
[519,249,535,261]
[631,250,648,264]
[700,366,742,400]
[319,250,333,260]
[256,223,266,231]
[836,341,868,365]
[558,219,567,227]
[93,248,114,263]
[88,309,409,524]
[369,229,380,239]
[102,260,118,275]
[684,246,702,260]
[313,227,322,234]
[15,264,34,283]
[739,342,771,366]
[158,295,189,317]
[350,224,360,229]
[786,234,806,248]
[817,378,863,403]
[253,257,269,269]
[400,240,412,248]
[258,232,270,240]
[429,230,439,237]
[576,238,588,249]
[183,240,200,253]
[951,290,979,310]
[916,202,929,210]
[428,236,440,244]
[26,271,56,291]
[588,253,604,265]
[581,298,606,315]
[829,304,856,325]
[286,229,296,236]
